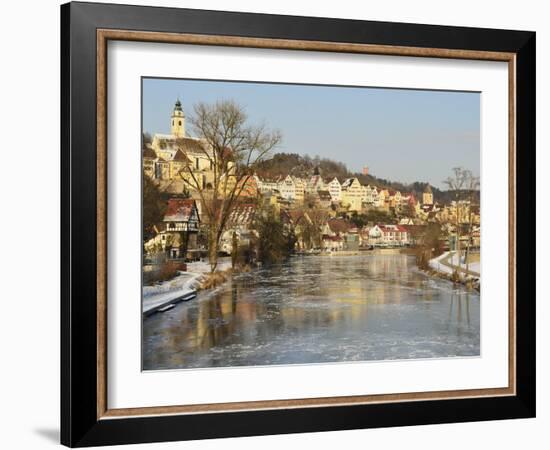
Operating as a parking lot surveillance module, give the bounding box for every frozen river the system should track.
[143,253,480,370]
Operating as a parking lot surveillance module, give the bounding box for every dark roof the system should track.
[175,137,207,154]
[172,149,191,162]
[143,146,157,159]
[322,234,343,242]
[156,136,208,154]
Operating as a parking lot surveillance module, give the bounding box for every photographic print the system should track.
[141,78,481,371]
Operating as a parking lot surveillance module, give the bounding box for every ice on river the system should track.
[143,254,480,370]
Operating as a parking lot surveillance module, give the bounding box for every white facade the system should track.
[293,177,306,203]
[306,175,325,194]
[279,175,296,200]
[327,177,342,201]
[368,224,409,246]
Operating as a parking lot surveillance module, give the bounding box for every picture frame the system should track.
[61,1,535,447]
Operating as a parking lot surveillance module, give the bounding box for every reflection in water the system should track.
[143,254,480,370]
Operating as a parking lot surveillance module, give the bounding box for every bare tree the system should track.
[178,100,282,272]
[443,167,478,279]
[464,174,480,275]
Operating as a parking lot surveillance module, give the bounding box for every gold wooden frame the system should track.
[96,29,516,420]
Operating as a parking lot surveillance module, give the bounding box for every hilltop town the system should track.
[142,100,480,285]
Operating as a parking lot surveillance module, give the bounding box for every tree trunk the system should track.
[465,198,474,275]
[208,225,218,273]
[455,198,461,281]
[231,231,238,269]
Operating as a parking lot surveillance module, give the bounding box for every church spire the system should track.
[171,99,185,137]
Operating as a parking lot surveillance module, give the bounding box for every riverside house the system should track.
[321,218,353,252]
[220,204,258,254]
[368,224,409,247]
[144,198,200,260]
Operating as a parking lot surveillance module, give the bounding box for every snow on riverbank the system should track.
[429,251,480,277]
[447,253,480,275]
[429,252,454,274]
[142,258,231,314]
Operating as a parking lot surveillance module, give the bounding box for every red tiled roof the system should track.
[142,146,157,159]
[377,224,408,233]
[163,198,197,222]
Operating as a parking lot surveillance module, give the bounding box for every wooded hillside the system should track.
[256,152,462,204]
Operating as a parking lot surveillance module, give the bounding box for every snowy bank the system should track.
[429,251,480,278]
[142,258,231,315]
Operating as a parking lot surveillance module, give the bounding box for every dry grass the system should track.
[198,269,231,290]
[147,261,186,285]
[466,253,480,263]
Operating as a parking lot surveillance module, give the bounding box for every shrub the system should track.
[199,270,230,290]
[146,261,185,284]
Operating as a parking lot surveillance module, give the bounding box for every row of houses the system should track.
[143,196,416,263]
[143,194,483,265]
[253,173,428,213]
[144,101,442,218]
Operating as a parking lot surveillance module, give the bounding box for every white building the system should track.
[293,177,306,203]
[257,176,279,194]
[368,224,409,247]
[306,174,325,194]
[341,177,363,212]
[327,177,342,202]
[279,175,296,200]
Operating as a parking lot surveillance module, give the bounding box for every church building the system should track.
[143,100,217,190]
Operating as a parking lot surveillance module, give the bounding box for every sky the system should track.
[142,77,480,190]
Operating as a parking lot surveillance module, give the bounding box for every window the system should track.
[179,120,182,126]
[195,157,199,170]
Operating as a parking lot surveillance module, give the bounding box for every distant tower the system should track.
[171,99,185,137]
[362,166,369,176]
[423,184,433,205]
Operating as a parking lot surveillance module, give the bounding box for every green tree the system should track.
[256,210,293,264]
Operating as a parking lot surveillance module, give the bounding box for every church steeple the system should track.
[422,184,433,205]
[171,99,185,137]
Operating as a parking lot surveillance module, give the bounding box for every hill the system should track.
[256,152,460,204]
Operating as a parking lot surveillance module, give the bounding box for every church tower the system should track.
[171,99,185,137]
[423,184,433,205]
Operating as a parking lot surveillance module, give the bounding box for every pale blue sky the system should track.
[143,78,480,189]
